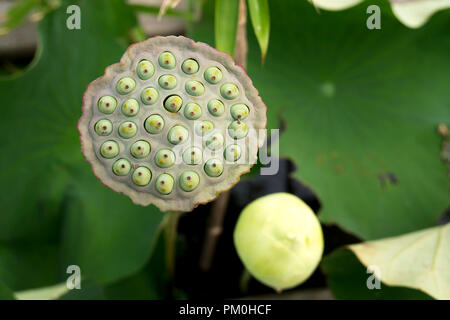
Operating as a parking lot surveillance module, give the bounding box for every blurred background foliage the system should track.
[0,0,448,299]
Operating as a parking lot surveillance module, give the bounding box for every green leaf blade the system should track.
[215,0,240,56]
[248,0,270,63]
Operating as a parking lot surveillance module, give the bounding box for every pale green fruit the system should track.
[233,193,324,291]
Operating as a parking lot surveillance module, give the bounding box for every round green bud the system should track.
[132,166,152,186]
[94,119,113,136]
[154,149,175,168]
[130,140,151,159]
[136,59,155,80]
[158,74,177,90]
[204,158,223,177]
[97,96,117,114]
[228,120,248,139]
[164,95,183,113]
[158,51,176,69]
[224,144,242,162]
[233,193,324,291]
[204,66,222,84]
[155,173,174,195]
[182,146,202,165]
[141,87,159,105]
[181,59,199,74]
[195,120,214,136]
[206,133,224,151]
[185,80,205,96]
[183,102,202,120]
[116,77,136,95]
[112,158,131,176]
[118,121,137,139]
[100,140,119,159]
[207,99,225,117]
[230,103,249,120]
[179,170,200,192]
[220,83,239,100]
[121,98,140,117]
[167,125,189,145]
[144,114,165,134]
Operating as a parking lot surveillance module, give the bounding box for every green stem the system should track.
[164,210,182,279]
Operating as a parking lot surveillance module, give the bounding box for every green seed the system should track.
[228,120,248,139]
[181,59,199,74]
[136,59,155,80]
[158,74,177,90]
[121,98,140,117]
[97,96,117,114]
[168,125,189,145]
[155,173,174,195]
[116,77,136,95]
[182,146,202,165]
[206,133,224,150]
[224,144,242,161]
[207,99,225,117]
[154,149,175,168]
[141,87,159,105]
[158,51,176,69]
[94,119,113,136]
[183,102,202,120]
[130,140,151,159]
[118,121,137,139]
[112,158,131,176]
[195,120,214,136]
[144,114,165,134]
[132,166,152,186]
[230,103,249,120]
[185,80,205,96]
[204,67,223,84]
[179,170,200,192]
[220,83,239,100]
[164,95,183,113]
[100,140,119,159]
[204,158,224,177]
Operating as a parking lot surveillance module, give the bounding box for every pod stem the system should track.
[164,210,182,279]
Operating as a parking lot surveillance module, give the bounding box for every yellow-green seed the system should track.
[141,87,159,105]
[154,149,175,168]
[228,120,248,139]
[158,51,176,69]
[94,119,113,136]
[167,125,189,145]
[195,120,214,136]
[230,103,249,120]
[220,83,240,100]
[144,114,165,134]
[121,98,140,117]
[97,96,117,114]
[204,66,223,84]
[118,121,137,139]
[183,102,202,120]
[204,158,224,177]
[224,144,242,161]
[182,146,202,165]
[164,95,183,113]
[185,80,205,96]
[206,133,224,150]
[179,170,200,192]
[207,99,225,117]
[116,77,136,95]
[155,173,174,195]
[158,74,177,90]
[136,59,155,80]
[132,166,152,186]
[100,140,119,159]
[113,158,131,176]
[130,140,151,159]
[181,59,199,74]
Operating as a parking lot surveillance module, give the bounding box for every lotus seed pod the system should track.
[234,193,324,291]
[79,36,266,211]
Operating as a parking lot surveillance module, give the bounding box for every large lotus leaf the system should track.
[188,0,450,239]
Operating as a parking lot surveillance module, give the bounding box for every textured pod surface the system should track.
[234,193,324,291]
[78,36,266,211]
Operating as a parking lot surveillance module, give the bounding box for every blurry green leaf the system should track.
[15,282,68,300]
[0,281,15,300]
[0,0,38,34]
[129,3,194,20]
[215,0,239,56]
[247,0,270,62]
[189,0,450,240]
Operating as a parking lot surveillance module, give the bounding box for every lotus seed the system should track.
[132,166,152,186]
[224,144,242,161]
[100,140,119,159]
[118,121,137,139]
[168,125,189,145]
[183,146,202,165]
[130,140,151,159]
[158,51,176,69]
[195,120,214,136]
[164,95,183,113]
[228,120,248,139]
[94,119,113,136]
[185,80,205,96]
[98,96,117,114]
[155,149,175,168]
[155,173,174,195]
[207,99,225,117]
[141,87,159,105]
[136,59,155,80]
[230,103,249,120]
[220,83,239,100]
[112,158,131,176]
[204,67,222,84]
[204,158,224,177]
[121,98,140,117]
[181,59,199,74]
[116,77,136,95]
[144,114,165,134]
[206,133,224,151]
[179,170,200,192]
[159,74,177,90]
[183,102,202,120]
